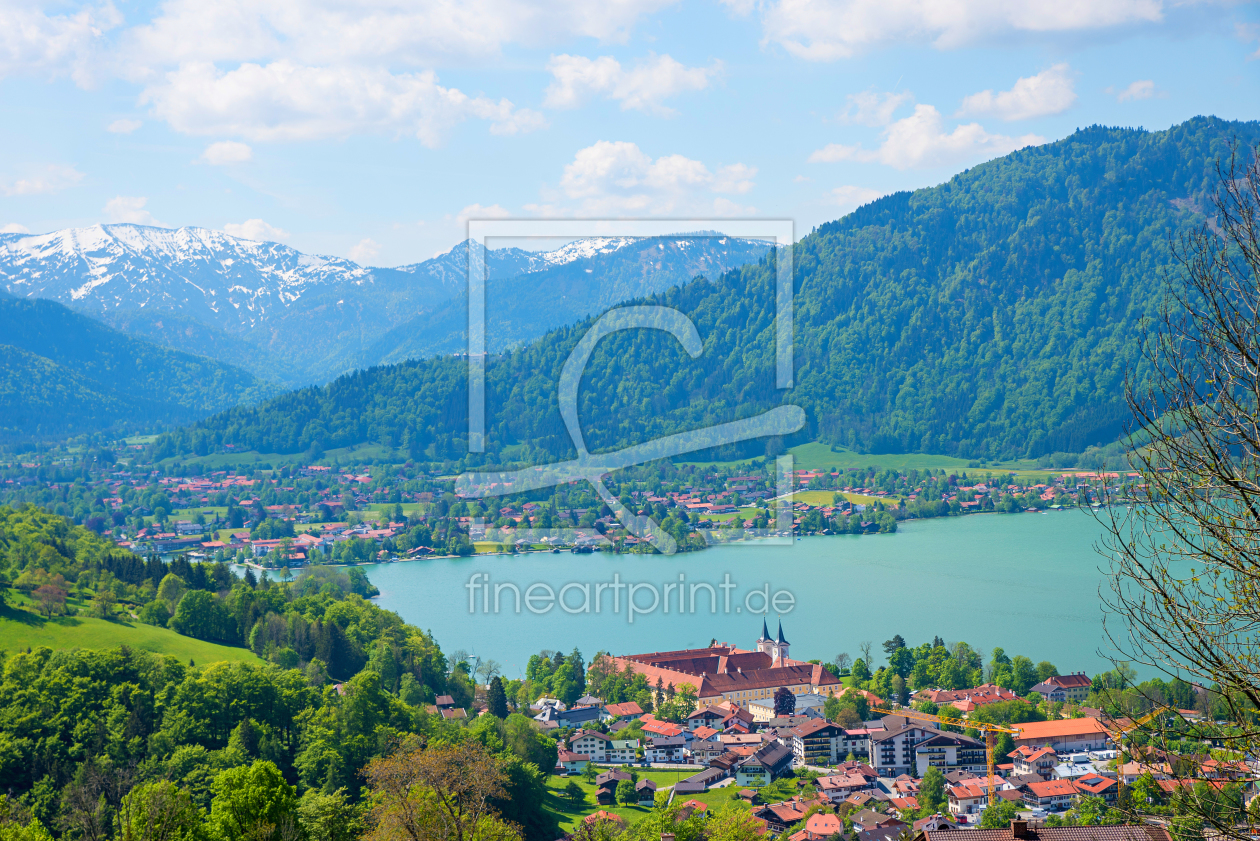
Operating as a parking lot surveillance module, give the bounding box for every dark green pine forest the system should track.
[154,117,1260,463]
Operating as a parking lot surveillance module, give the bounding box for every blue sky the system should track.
[1,0,1257,266]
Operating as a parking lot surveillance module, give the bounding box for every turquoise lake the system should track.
[355,509,1129,680]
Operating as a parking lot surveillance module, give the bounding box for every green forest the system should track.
[151,117,1260,464]
[0,503,570,838]
[0,297,276,440]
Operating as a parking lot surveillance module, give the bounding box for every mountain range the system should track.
[150,116,1260,463]
[0,227,771,385]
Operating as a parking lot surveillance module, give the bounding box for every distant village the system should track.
[469,624,1251,838]
[0,452,1143,564]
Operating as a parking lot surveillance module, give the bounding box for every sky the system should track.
[0,0,1258,267]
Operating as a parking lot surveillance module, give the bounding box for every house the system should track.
[688,707,728,730]
[435,695,456,709]
[440,708,467,720]
[556,750,590,774]
[840,728,875,759]
[914,732,987,777]
[641,717,688,740]
[789,719,848,765]
[816,772,873,803]
[675,768,727,794]
[584,811,625,828]
[1027,674,1093,704]
[736,742,794,786]
[850,810,907,834]
[1021,779,1079,811]
[754,801,811,834]
[947,777,1014,817]
[1052,762,1097,781]
[917,822,1173,841]
[645,735,687,763]
[604,701,644,721]
[869,717,941,776]
[789,813,843,841]
[607,739,639,764]
[1073,774,1118,804]
[636,779,657,805]
[676,800,709,821]
[1013,719,1111,753]
[555,705,603,729]
[912,816,959,833]
[595,770,633,805]
[856,824,913,841]
[570,730,611,762]
[1011,746,1058,780]
[749,692,830,723]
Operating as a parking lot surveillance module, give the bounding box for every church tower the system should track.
[756,618,773,658]
[774,620,791,665]
[757,619,790,666]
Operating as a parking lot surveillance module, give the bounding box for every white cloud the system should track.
[0,223,30,234]
[122,0,680,74]
[104,196,164,226]
[544,53,720,115]
[106,118,142,133]
[2,164,85,196]
[957,64,1076,120]
[838,90,913,126]
[809,104,1043,169]
[223,218,288,241]
[198,140,253,165]
[0,1,121,86]
[140,62,546,144]
[349,238,381,264]
[758,0,1165,60]
[1113,80,1156,101]
[831,185,888,210]
[552,140,757,215]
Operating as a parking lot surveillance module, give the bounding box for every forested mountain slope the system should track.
[0,298,277,439]
[154,117,1259,462]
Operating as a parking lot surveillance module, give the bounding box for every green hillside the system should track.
[154,117,1260,462]
[0,605,260,664]
[0,297,278,439]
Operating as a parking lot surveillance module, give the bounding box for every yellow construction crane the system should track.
[872,706,1022,807]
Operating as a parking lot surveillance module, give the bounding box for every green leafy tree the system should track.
[296,788,364,841]
[918,767,946,815]
[169,591,234,642]
[851,659,871,683]
[616,779,636,805]
[207,760,298,841]
[980,798,1020,828]
[115,781,205,841]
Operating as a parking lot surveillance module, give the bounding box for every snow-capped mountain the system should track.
[0,224,771,384]
[0,224,377,329]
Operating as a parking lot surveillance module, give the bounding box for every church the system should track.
[606,619,842,706]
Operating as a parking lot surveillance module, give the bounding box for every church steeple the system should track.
[756,619,774,659]
[777,620,789,646]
